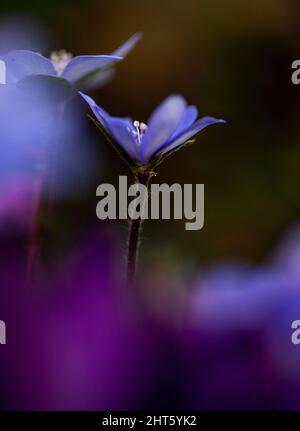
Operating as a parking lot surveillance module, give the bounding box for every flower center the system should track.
[128,120,148,145]
[50,50,73,75]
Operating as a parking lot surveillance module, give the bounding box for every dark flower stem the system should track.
[26,177,45,287]
[126,169,153,286]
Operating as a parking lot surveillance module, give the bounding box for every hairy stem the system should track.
[126,170,152,286]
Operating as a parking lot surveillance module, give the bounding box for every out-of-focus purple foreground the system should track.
[1,224,300,410]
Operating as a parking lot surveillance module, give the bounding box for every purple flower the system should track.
[0,76,97,210]
[0,33,142,90]
[79,93,225,165]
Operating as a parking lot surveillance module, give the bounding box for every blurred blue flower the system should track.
[0,33,142,90]
[0,74,98,229]
[180,224,300,410]
[190,262,297,330]
[80,93,225,165]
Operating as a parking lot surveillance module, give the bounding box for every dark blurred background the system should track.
[2,0,300,272]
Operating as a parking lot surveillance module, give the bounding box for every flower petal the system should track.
[106,117,141,162]
[62,55,122,86]
[79,92,139,162]
[79,92,110,126]
[80,69,115,91]
[112,33,143,57]
[142,95,187,162]
[1,50,56,84]
[169,105,198,141]
[78,34,142,91]
[158,117,226,156]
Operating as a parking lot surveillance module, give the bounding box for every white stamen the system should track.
[50,50,73,75]
[140,122,148,132]
[128,120,149,146]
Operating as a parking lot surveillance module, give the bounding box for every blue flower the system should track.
[80,93,226,165]
[0,33,142,90]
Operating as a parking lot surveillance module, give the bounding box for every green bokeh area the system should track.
[3,0,300,270]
